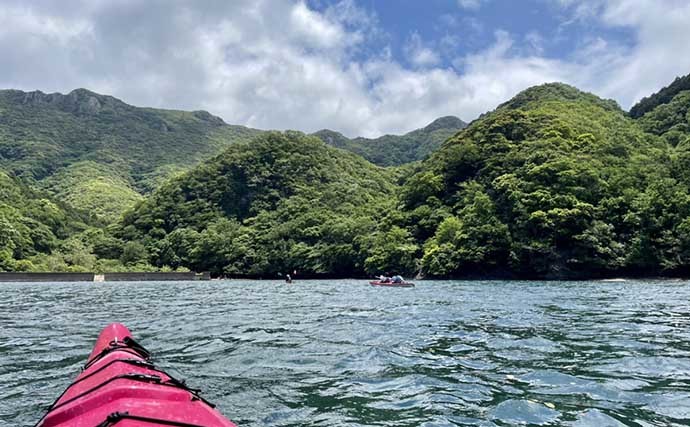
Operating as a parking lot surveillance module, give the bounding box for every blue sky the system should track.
[310,0,635,67]
[0,0,689,137]
[303,0,642,77]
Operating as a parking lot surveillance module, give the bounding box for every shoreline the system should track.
[0,272,688,283]
[0,271,211,282]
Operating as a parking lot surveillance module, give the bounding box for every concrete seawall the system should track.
[103,272,210,281]
[0,272,95,282]
[0,272,211,282]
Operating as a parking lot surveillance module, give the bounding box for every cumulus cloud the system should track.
[538,0,690,107]
[457,0,488,11]
[404,32,441,68]
[0,0,469,137]
[593,0,690,105]
[0,0,378,135]
[0,0,688,137]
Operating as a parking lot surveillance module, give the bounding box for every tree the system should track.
[121,241,149,266]
[422,183,510,276]
[362,226,419,276]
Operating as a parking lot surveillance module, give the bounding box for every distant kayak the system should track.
[370,281,415,287]
[37,322,236,427]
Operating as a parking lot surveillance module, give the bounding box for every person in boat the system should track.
[378,274,392,283]
[391,274,404,283]
[285,273,292,284]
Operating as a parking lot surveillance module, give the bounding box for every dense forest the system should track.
[0,171,92,271]
[313,116,466,166]
[0,88,263,221]
[1,74,690,278]
[0,89,461,222]
[114,132,396,276]
[403,84,689,278]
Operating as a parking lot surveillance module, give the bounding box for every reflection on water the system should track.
[1,279,690,426]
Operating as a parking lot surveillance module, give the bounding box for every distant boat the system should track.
[369,280,415,288]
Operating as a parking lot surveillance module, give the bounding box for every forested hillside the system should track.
[111,132,396,276]
[400,83,689,278]
[2,74,690,278]
[313,116,466,166]
[0,89,457,221]
[0,89,262,220]
[0,171,92,270]
[636,86,690,147]
[630,74,690,119]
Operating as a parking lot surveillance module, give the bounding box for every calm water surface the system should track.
[1,280,690,426]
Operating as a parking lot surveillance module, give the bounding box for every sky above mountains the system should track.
[1,0,689,137]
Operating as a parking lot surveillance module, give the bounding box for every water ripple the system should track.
[2,279,690,426]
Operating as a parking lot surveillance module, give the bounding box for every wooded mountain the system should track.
[100,78,690,278]
[630,74,690,119]
[114,132,396,276]
[401,82,689,278]
[312,116,466,166]
[1,74,690,278]
[0,89,262,221]
[0,171,92,271]
[0,89,460,222]
[635,81,690,148]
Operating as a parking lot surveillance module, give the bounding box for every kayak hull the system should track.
[37,323,236,427]
[369,281,415,287]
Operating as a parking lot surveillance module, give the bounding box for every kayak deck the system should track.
[37,323,236,427]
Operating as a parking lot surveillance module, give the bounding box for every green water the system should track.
[1,280,690,426]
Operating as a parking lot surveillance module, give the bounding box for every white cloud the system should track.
[449,31,580,114]
[457,0,487,10]
[0,0,688,138]
[404,32,441,68]
[594,0,690,106]
[524,31,544,55]
[544,0,690,107]
[289,2,346,50]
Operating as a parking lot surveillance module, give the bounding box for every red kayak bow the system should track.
[36,323,236,427]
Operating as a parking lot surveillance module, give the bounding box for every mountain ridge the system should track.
[400,81,685,278]
[312,115,467,166]
[0,87,467,220]
[3,75,690,277]
[0,88,263,220]
[630,74,690,118]
[102,79,690,278]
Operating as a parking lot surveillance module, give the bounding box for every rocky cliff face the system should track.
[191,110,226,126]
[13,88,119,115]
[2,88,227,129]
